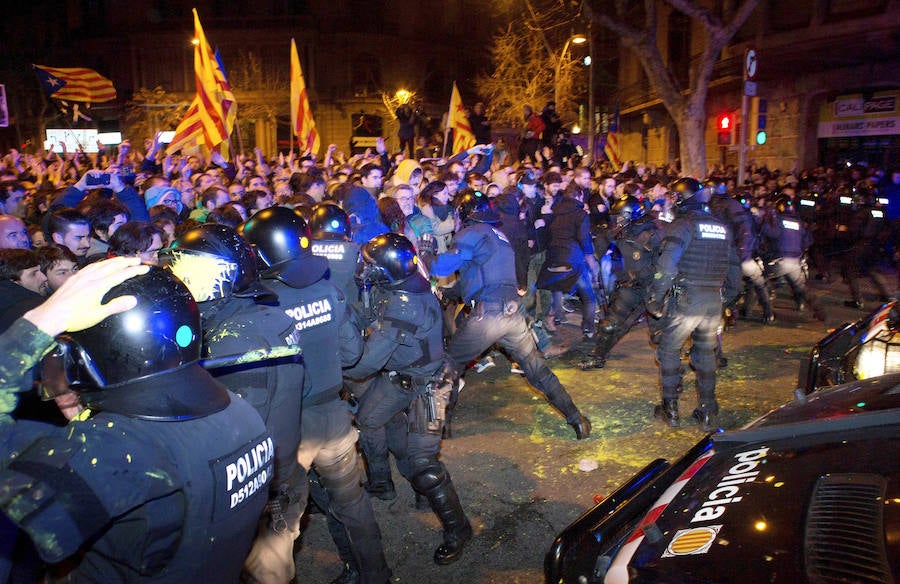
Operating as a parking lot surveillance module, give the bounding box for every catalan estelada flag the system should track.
[290,38,320,156]
[448,82,475,155]
[32,65,116,103]
[604,105,622,170]
[168,9,236,156]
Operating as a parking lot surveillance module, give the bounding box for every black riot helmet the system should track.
[773,193,797,215]
[308,203,351,241]
[671,177,710,208]
[734,188,752,210]
[168,223,275,303]
[704,177,727,196]
[456,188,500,224]
[609,196,645,226]
[356,232,428,292]
[238,206,328,287]
[40,267,230,420]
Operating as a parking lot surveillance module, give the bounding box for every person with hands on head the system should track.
[1,258,272,583]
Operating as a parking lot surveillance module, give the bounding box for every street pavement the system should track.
[294,274,892,583]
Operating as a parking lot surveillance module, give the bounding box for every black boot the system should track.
[569,414,592,439]
[425,477,473,565]
[654,398,680,427]
[692,401,720,432]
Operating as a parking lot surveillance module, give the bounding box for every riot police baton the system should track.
[200,345,302,370]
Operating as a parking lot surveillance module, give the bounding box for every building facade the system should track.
[611,0,900,173]
[1,0,495,156]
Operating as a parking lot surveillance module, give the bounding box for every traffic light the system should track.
[717,113,734,145]
[750,97,768,145]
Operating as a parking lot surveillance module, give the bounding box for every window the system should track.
[667,11,691,88]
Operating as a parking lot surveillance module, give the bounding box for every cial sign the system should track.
[744,49,758,81]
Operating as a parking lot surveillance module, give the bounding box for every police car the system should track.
[798,300,900,395]
[545,372,900,583]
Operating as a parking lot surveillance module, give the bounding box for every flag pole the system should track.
[233,119,244,158]
[442,82,456,159]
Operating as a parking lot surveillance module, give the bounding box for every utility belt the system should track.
[615,277,646,290]
[471,298,519,318]
[388,371,432,392]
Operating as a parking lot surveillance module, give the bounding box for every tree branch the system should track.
[664,0,722,30]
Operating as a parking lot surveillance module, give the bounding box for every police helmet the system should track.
[239,206,329,287]
[456,189,500,224]
[733,189,752,209]
[609,196,645,224]
[168,223,275,303]
[308,203,351,241]
[238,206,313,269]
[671,177,709,207]
[40,267,229,419]
[704,177,727,196]
[357,232,424,290]
[773,193,796,214]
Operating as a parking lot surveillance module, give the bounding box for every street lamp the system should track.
[553,33,587,107]
[395,88,411,105]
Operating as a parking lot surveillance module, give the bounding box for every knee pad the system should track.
[410,457,446,494]
[317,450,364,506]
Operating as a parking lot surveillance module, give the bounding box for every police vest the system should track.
[378,289,444,377]
[1,394,270,582]
[273,278,350,399]
[777,214,806,257]
[617,218,661,282]
[676,211,732,287]
[310,239,361,305]
[202,297,304,493]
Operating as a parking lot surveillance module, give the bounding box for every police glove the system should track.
[645,296,665,319]
[417,233,437,258]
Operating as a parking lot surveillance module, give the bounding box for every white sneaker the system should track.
[474,356,495,373]
[510,362,524,375]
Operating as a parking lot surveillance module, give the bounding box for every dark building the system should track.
[611,0,900,172]
[0,1,496,155]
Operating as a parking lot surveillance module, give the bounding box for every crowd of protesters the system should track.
[1,119,899,582]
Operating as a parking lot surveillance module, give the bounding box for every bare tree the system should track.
[476,3,586,129]
[124,87,190,143]
[584,0,759,177]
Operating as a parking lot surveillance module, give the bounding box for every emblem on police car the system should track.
[662,525,722,557]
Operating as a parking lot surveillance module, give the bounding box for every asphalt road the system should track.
[294,274,890,583]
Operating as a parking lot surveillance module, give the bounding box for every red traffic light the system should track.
[717,113,734,145]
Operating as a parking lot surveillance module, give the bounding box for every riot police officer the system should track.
[346,233,473,566]
[842,187,892,308]
[647,178,740,431]
[580,196,664,369]
[1,265,271,582]
[430,193,592,440]
[167,223,315,582]
[710,183,773,323]
[760,194,826,318]
[239,207,391,584]
[308,202,362,305]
